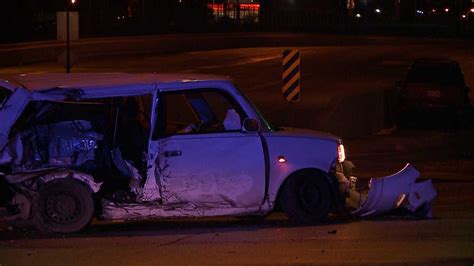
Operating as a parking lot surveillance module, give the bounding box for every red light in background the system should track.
[240,3,260,10]
[207,3,260,13]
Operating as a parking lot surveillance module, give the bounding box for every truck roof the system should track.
[2,73,230,92]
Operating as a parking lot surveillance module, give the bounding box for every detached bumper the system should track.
[346,164,437,218]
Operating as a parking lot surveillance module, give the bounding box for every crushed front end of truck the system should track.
[336,161,437,218]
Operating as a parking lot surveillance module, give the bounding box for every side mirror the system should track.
[242,118,260,133]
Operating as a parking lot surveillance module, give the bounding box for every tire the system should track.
[279,171,332,224]
[32,179,94,233]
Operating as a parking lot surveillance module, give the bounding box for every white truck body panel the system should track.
[0,73,436,224]
[155,133,266,207]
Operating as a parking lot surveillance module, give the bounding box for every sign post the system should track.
[282,49,301,126]
[282,49,301,103]
[57,0,78,73]
[66,2,70,73]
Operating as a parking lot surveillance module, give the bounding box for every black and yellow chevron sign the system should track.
[282,49,301,102]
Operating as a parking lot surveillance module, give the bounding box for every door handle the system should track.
[163,150,182,157]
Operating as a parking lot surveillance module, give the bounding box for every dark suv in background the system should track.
[397,58,472,127]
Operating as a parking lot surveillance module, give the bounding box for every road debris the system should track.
[343,163,437,218]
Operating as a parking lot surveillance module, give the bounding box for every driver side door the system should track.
[149,88,266,208]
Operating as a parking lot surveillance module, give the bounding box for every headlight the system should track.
[338,144,346,163]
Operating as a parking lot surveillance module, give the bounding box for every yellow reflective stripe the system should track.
[282,72,300,93]
[283,58,300,79]
[286,85,300,101]
[282,50,299,67]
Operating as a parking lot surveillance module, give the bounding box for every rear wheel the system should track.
[32,179,94,233]
[279,171,332,224]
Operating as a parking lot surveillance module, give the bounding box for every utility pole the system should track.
[141,0,145,29]
[224,0,228,19]
[66,0,76,73]
[66,2,70,73]
[236,0,240,25]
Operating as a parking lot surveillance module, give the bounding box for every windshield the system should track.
[235,87,277,132]
[0,87,13,109]
[407,64,464,86]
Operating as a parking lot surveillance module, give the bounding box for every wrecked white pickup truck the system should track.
[0,73,436,233]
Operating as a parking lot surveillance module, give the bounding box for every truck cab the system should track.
[0,73,346,233]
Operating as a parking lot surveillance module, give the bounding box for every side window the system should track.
[158,90,245,137]
[0,87,12,109]
[407,64,464,86]
[136,95,153,130]
[163,93,201,136]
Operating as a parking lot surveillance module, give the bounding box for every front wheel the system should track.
[279,171,332,224]
[32,179,94,233]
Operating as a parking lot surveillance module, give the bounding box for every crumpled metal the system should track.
[351,164,437,218]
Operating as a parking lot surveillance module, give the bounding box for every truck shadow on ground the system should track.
[0,210,433,241]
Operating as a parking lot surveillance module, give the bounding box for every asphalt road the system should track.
[0,37,473,265]
[1,39,473,136]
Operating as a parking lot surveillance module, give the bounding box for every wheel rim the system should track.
[44,192,82,225]
[298,181,323,214]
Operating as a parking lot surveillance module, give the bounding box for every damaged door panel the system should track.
[156,134,266,207]
[148,89,266,209]
[0,74,438,234]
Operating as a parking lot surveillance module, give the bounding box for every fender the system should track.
[4,169,102,193]
[271,167,342,210]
